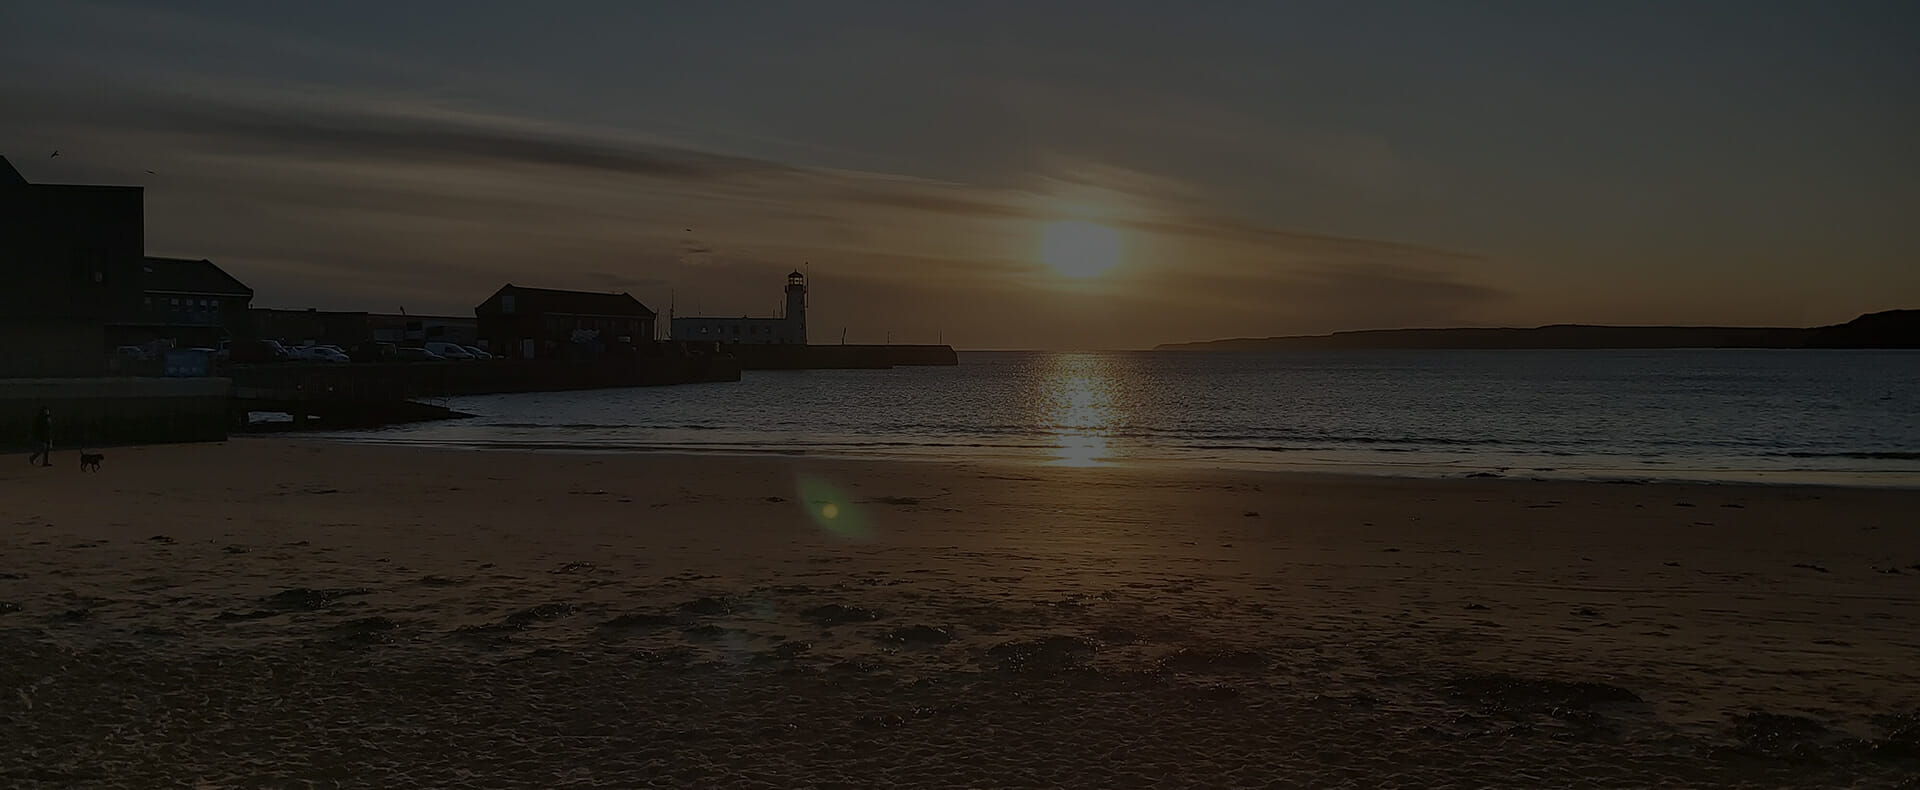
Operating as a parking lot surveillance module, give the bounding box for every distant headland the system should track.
[1156,309,1920,351]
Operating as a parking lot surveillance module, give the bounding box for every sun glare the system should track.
[1041,353,1121,466]
[1040,220,1122,278]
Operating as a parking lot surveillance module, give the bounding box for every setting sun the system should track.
[1039,220,1122,278]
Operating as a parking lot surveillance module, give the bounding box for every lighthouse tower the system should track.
[784,270,808,345]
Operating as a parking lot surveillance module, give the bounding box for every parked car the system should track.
[291,345,351,363]
[461,345,494,360]
[425,341,475,360]
[229,339,292,363]
[183,346,227,364]
[350,341,399,363]
[396,347,446,362]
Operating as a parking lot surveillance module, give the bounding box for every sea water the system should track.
[322,350,1920,485]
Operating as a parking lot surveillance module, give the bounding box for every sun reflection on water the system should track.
[1040,354,1122,466]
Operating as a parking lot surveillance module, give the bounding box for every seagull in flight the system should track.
[49,150,60,159]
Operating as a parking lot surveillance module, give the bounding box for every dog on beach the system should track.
[79,451,104,472]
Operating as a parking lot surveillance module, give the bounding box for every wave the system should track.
[476,421,726,431]
[437,423,1920,460]
[1767,451,1920,460]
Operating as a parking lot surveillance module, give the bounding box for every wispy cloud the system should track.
[7,78,791,183]
[147,105,781,182]
[1119,215,1482,266]
[1,64,1500,347]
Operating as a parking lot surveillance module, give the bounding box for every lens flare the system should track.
[796,475,870,539]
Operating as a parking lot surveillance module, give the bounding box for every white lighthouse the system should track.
[784,270,807,345]
[669,270,810,345]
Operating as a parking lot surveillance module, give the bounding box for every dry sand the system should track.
[2,439,1917,788]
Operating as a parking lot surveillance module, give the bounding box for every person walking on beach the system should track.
[27,407,53,467]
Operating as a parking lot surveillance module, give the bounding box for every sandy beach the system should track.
[2,439,1917,788]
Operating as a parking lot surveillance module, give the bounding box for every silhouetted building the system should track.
[671,270,808,344]
[0,154,144,376]
[108,256,254,350]
[369,314,478,346]
[474,285,656,359]
[249,308,373,347]
[244,310,477,349]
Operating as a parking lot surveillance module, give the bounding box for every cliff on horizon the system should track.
[1155,309,1920,351]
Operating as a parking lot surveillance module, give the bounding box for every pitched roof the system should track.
[1,155,25,186]
[141,256,254,297]
[483,285,655,317]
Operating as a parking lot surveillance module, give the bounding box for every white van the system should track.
[424,341,475,360]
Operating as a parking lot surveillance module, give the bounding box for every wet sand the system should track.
[2,440,1917,788]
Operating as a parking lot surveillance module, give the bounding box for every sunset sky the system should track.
[3,1,1915,349]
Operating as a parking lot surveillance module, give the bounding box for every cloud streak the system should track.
[1,69,1505,348]
[9,80,789,183]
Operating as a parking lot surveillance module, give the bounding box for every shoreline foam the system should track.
[311,430,1920,489]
